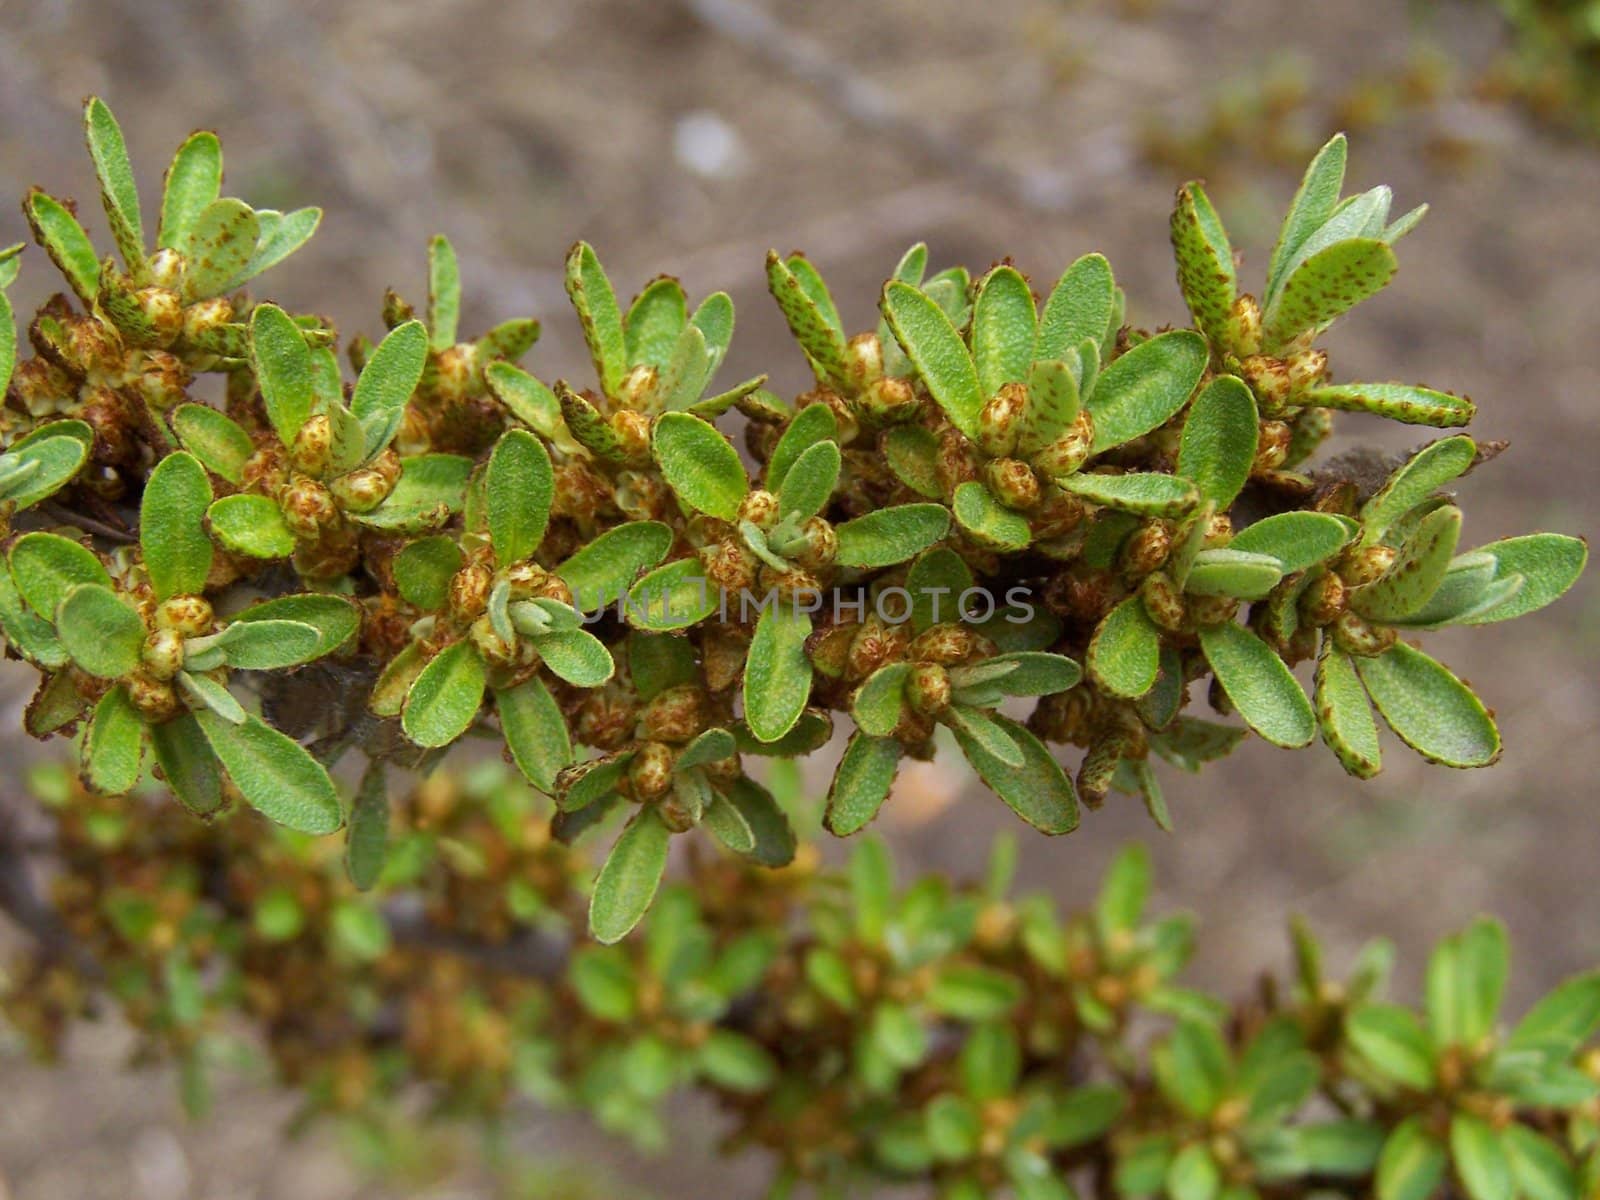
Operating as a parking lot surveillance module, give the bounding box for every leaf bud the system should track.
[1331,610,1397,657]
[156,596,214,636]
[844,332,883,390]
[1140,571,1187,633]
[739,489,781,531]
[1186,594,1239,629]
[330,467,393,513]
[145,248,185,291]
[977,383,1027,458]
[906,662,951,716]
[1298,571,1346,626]
[1339,544,1397,587]
[1031,415,1094,480]
[181,296,233,344]
[610,408,652,463]
[134,288,184,348]
[641,684,711,743]
[628,741,675,800]
[1120,521,1172,578]
[140,628,186,681]
[982,457,1040,511]
[859,375,918,424]
[1221,293,1262,357]
[448,563,494,623]
[279,476,338,538]
[908,622,980,666]
[1254,420,1292,473]
[126,671,181,722]
[788,516,838,570]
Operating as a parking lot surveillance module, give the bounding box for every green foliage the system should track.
[0,99,1589,1135]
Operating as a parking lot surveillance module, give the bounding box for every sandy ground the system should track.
[0,0,1597,1195]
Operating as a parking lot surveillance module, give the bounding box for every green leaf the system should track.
[83,686,145,795]
[558,521,673,610]
[1037,253,1115,360]
[9,532,112,622]
[171,405,252,485]
[1166,1144,1221,1200]
[970,265,1037,398]
[1506,971,1600,1062]
[882,425,943,499]
[1451,1113,1512,1200]
[1058,471,1199,518]
[1377,1117,1447,1200]
[927,965,1023,1021]
[954,651,1081,698]
[652,323,712,411]
[566,242,627,397]
[149,713,223,816]
[535,627,615,687]
[351,319,428,460]
[852,663,910,737]
[767,251,848,389]
[1184,549,1284,599]
[345,761,389,891]
[222,207,320,292]
[700,790,755,854]
[1267,133,1347,300]
[1095,844,1151,937]
[485,362,562,436]
[1360,436,1476,546]
[207,494,296,558]
[214,619,323,670]
[1455,534,1588,625]
[1085,330,1208,453]
[961,1024,1022,1101]
[696,1029,776,1093]
[177,670,246,724]
[353,453,472,532]
[882,281,983,439]
[767,402,838,494]
[1170,182,1236,337]
[1198,622,1315,748]
[1177,376,1257,507]
[483,429,554,566]
[1315,637,1382,779]
[778,440,840,520]
[1352,506,1462,622]
[951,713,1078,834]
[589,807,671,944]
[1263,237,1398,348]
[951,482,1030,552]
[1347,1004,1436,1090]
[1088,596,1161,699]
[140,452,213,601]
[1430,917,1509,1047]
[945,703,1025,767]
[496,676,571,793]
[906,548,973,633]
[1504,1126,1580,1200]
[25,190,99,303]
[624,558,716,631]
[826,733,901,836]
[743,603,812,743]
[391,535,462,610]
[84,98,144,268]
[229,594,358,659]
[625,276,688,370]
[836,503,951,567]
[178,198,259,301]
[426,234,460,350]
[0,422,90,510]
[652,412,748,520]
[1298,382,1474,428]
[1018,359,1081,458]
[1355,641,1499,767]
[401,640,487,748]
[690,290,735,378]
[250,303,314,446]
[196,711,341,835]
[1229,511,1353,574]
[724,776,796,867]
[158,130,222,250]
[1275,1121,1385,1179]
[56,584,144,678]
[1153,1020,1230,1118]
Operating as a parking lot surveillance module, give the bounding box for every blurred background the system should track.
[0,0,1597,1195]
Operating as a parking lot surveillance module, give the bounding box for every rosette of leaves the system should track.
[826,546,1082,837]
[27,98,322,359]
[634,400,949,743]
[382,428,629,771]
[873,1021,1120,1200]
[553,629,810,944]
[567,885,780,1149]
[368,233,542,456]
[879,254,1210,554]
[6,450,355,831]
[1171,133,1472,438]
[1249,436,1588,778]
[1115,1015,1371,1200]
[1026,845,1213,1039]
[798,839,1035,1099]
[1343,919,1600,1200]
[547,241,768,467]
[764,242,970,428]
[184,302,461,579]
